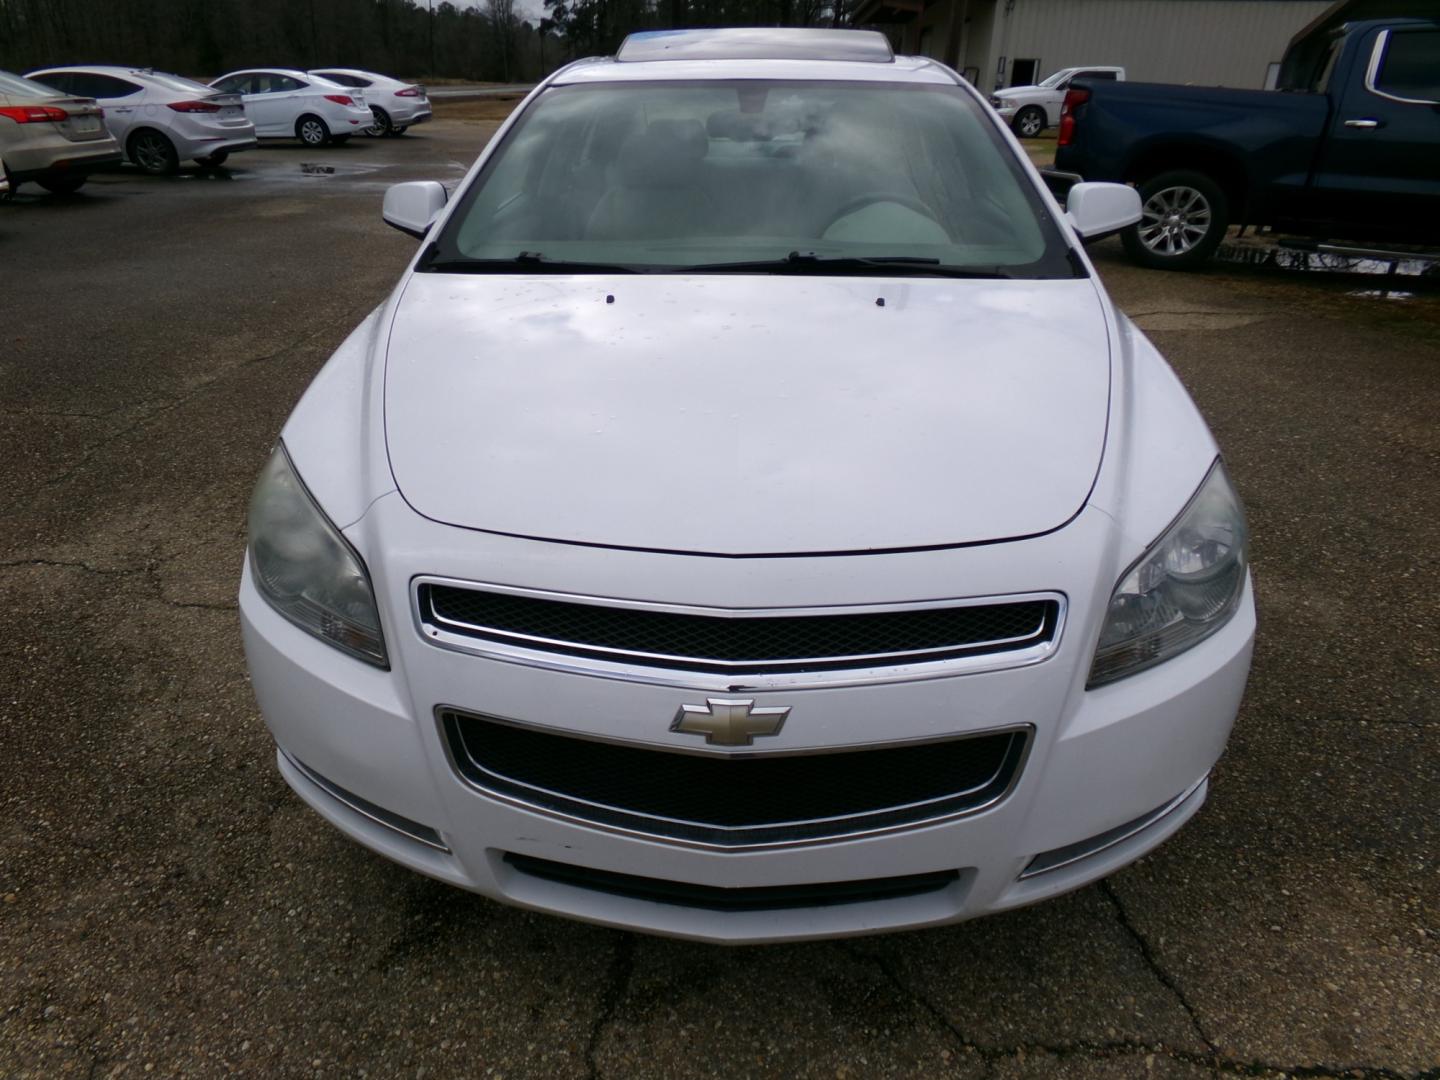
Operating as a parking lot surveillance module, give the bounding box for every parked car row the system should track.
[0,65,431,191]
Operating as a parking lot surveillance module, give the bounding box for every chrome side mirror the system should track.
[1065,181,1142,242]
[383,181,448,240]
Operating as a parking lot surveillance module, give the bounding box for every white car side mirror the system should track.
[1065,181,1142,242]
[383,181,448,240]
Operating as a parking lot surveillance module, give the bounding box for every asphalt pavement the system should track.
[1,116,1436,1079]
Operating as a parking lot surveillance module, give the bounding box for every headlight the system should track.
[1088,461,1247,687]
[989,96,1004,108]
[248,442,388,667]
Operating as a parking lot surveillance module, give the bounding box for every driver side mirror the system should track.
[1065,181,1141,242]
[383,181,448,240]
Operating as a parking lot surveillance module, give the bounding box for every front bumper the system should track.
[239,497,1254,943]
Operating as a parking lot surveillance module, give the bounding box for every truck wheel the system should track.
[1012,107,1046,138]
[1122,170,1228,270]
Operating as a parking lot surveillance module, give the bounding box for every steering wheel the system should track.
[821,191,943,233]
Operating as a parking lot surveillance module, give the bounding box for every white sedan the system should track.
[26,66,256,172]
[241,28,1254,943]
[308,68,431,137]
[208,69,371,147]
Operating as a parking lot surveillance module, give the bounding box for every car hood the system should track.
[383,274,1111,556]
[993,86,1040,101]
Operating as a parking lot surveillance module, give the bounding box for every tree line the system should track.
[544,0,849,61]
[0,0,564,83]
[0,0,856,85]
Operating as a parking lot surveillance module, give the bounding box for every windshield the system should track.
[1037,70,1072,88]
[429,79,1075,278]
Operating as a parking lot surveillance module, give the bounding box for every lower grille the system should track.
[504,852,960,911]
[441,708,1028,847]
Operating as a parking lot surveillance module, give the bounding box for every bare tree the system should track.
[485,0,520,81]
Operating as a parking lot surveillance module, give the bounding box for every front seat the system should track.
[586,118,721,242]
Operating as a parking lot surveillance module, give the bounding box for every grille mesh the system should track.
[504,852,960,911]
[442,709,1027,845]
[423,585,1055,674]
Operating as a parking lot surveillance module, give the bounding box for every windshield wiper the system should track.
[421,250,644,274]
[679,251,1017,278]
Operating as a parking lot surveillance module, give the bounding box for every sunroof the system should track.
[616,28,895,64]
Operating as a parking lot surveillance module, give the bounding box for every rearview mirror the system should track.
[383,181,448,240]
[1065,181,1141,243]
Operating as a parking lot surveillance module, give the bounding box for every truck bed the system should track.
[1054,80,1332,220]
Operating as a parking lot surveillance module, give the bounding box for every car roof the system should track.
[550,27,956,85]
[553,52,956,86]
[31,64,162,77]
[221,68,311,79]
[616,27,894,63]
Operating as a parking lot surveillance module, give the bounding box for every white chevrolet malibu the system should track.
[240,28,1254,943]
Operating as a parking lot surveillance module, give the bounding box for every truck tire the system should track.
[1012,106,1046,138]
[1122,170,1229,270]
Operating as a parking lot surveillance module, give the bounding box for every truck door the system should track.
[1310,25,1440,244]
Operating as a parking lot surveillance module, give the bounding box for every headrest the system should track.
[618,118,709,186]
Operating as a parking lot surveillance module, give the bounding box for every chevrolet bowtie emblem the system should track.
[671,698,791,747]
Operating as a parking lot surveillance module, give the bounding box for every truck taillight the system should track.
[323,94,356,106]
[1057,87,1090,148]
[168,100,222,113]
[0,105,68,123]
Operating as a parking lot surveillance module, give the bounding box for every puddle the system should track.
[1347,289,1416,301]
[1216,240,1437,279]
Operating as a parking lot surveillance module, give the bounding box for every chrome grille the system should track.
[441,708,1030,847]
[418,583,1060,676]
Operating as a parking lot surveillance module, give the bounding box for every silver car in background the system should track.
[0,69,120,194]
[27,66,255,173]
[208,69,372,148]
[309,68,432,137]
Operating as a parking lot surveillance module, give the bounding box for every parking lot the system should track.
[1,106,1437,1078]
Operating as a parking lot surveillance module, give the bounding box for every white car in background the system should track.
[309,68,431,137]
[243,29,1254,944]
[208,69,371,147]
[991,65,1125,137]
[27,66,256,173]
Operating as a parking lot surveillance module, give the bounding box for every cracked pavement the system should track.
[1,113,1437,1078]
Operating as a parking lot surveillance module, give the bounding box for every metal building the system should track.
[854,0,1335,91]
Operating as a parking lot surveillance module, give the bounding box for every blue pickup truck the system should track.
[1052,6,1439,269]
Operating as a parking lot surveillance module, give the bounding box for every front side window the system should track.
[212,75,251,94]
[430,80,1074,278]
[1374,30,1440,102]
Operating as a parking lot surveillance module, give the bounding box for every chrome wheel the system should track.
[1016,108,1044,138]
[366,107,391,137]
[131,130,178,175]
[298,118,329,147]
[1138,185,1212,256]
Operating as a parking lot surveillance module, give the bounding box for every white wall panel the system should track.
[976,0,1333,90]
